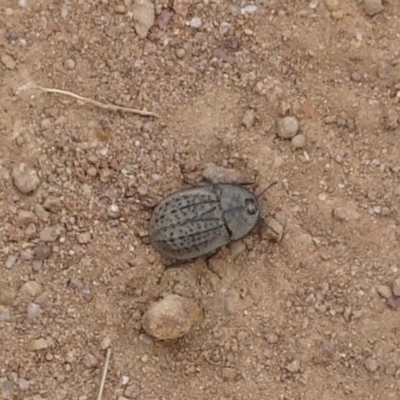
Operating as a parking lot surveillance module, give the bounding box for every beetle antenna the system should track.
[257,181,278,198]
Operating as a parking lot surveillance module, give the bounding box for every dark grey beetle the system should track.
[148,183,262,261]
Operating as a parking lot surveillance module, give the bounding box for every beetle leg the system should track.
[164,258,194,269]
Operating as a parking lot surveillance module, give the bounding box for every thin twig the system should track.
[97,348,111,400]
[17,82,159,117]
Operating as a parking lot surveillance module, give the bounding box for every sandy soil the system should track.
[1,0,400,399]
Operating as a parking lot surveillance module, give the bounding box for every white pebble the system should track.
[18,0,27,7]
[241,5,258,15]
[27,303,41,318]
[309,0,319,9]
[189,17,202,28]
[61,4,69,19]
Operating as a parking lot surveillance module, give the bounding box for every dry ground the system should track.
[1,0,400,399]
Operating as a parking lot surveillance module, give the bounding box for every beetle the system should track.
[148,183,266,262]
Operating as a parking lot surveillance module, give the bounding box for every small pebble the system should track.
[63,59,76,70]
[365,357,378,372]
[39,225,64,242]
[100,337,111,350]
[325,0,338,11]
[27,303,41,318]
[264,217,284,242]
[132,0,155,38]
[142,295,202,340]
[0,305,11,322]
[35,204,50,222]
[32,260,43,272]
[286,359,300,373]
[43,196,63,213]
[385,110,399,130]
[266,332,279,344]
[225,288,240,315]
[202,165,243,184]
[107,204,120,219]
[16,210,36,227]
[277,116,299,139]
[11,163,40,194]
[29,337,48,351]
[221,367,237,381]
[18,378,30,391]
[332,205,360,221]
[139,333,154,346]
[219,22,232,35]
[1,54,16,69]
[364,0,384,16]
[175,48,185,59]
[377,285,393,299]
[172,0,188,16]
[20,281,43,297]
[34,244,52,260]
[291,134,306,149]
[241,5,258,15]
[87,167,97,177]
[124,382,141,398]
[392,278,400,297]
[77,231,91,244]
[82,353,98,368]
[115,5,126,14]
[242,109,255,129]
[5,255,18,269]
[189,17,202,28]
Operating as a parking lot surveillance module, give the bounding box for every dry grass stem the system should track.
[17,82,159,117]
[97,348,112,400]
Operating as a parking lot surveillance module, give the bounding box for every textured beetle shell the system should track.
[148,184,261,261]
